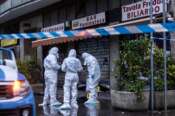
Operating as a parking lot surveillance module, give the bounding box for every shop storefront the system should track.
[33,12,111,86]
[120,0,171,50]
[31,0,172,88]
[71,12,110,81]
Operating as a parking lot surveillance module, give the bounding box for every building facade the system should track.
[0,0,174,89]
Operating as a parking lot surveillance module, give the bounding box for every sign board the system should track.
[72,12,106,30]
[41,23,65,32]
[122,0,163,21]
[1,39,18,47]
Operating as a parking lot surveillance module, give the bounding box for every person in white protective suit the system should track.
[42,47,61,107]
[82,53,101,104]
[59,49,83,110]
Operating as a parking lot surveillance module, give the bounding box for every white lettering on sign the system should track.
[41,23,65,32]
[122,0,164,21]
[72,12,106,30]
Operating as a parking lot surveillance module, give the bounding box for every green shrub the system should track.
[17,60,31,81]
[17,59,42,84]
[114,37,175,99]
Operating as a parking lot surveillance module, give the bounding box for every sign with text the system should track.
[122,0,164,21]
[41,23,65,32]
[72,12,106,30]
[1,39,18,47]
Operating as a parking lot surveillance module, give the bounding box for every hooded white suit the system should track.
[60,49,83,110]
[82,53,101,104]
[43,47,61,106]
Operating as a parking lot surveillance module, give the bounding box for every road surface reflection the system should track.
[35,95,175,116]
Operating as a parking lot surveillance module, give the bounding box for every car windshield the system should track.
[0,49,12,61]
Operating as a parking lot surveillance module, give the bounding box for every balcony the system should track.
[0,0,62,24]
[0,0,34,14]
[12,0,32,7]
[0,0,11,13]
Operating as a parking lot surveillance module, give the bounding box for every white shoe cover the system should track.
[50,101,62,107]
[84,99,99,104]
[59,103,71,110]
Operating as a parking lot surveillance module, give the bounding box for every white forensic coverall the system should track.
[82,53,101,104]
[43,47,61,107]
[60,49,83,109]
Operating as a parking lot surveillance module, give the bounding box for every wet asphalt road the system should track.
[35,94,175,116]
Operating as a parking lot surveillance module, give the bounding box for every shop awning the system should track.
[32,36,87,47]
[0,22,175,47]
[32,17,154,47]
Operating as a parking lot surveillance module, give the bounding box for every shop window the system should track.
[97,0,108,13]
[86,0,96,15]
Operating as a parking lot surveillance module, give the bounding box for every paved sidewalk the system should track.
[32,84,175,116]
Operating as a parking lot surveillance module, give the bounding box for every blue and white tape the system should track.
[0,22,175,40]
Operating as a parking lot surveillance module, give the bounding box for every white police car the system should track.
[0,48,36,116]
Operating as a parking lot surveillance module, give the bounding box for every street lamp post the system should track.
[162,0,167,113]
[149,0,154,111]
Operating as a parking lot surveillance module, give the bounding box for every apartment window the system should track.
[58,7,66,23]
[0,0,6,4]
[76,0,86,18]
[86,0,96,15]
[43,10,59,27]
[97,0,108,13]
[50,10,58,25]
[109,0,120,10]
[66,5,75,20]
[121,0,142,5]
[0,0,11,13]
[43,13,51,27]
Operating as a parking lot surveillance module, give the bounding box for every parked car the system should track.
[0,48,36,116]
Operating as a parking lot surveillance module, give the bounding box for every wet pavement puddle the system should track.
[35,95,175,116]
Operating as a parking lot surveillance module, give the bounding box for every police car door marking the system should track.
[0,68,5,81]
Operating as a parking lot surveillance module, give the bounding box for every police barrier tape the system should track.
[1,22,175,40]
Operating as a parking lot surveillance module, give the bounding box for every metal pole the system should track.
[163,0,168,112]
[149,0,154,111]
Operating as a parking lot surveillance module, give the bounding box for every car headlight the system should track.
[13,80,30,97]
